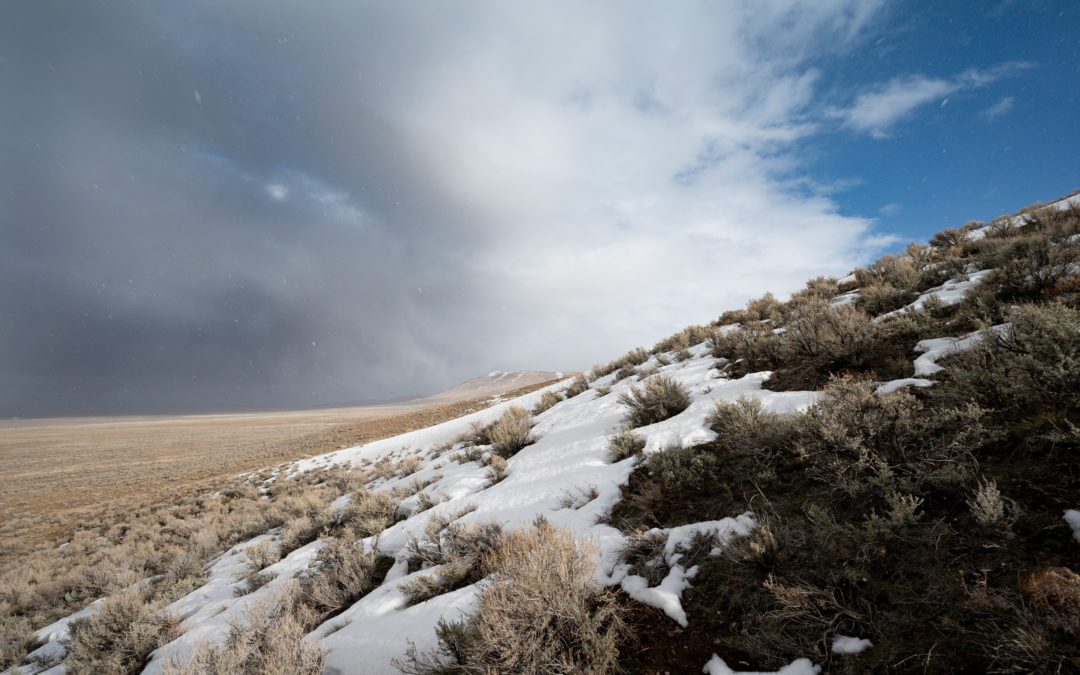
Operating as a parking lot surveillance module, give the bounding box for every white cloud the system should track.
[829,64,1027,138]
[983,96,1015,120]
[266,183,288,201]
[348,1,898,362]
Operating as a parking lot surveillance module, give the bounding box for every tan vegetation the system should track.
[0,380,559,671]
[397,521,627,674]
[617,375,692,427]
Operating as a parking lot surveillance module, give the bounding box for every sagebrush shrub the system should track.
[531,390,563,415]
[784,302,878,370]
[797,377,984,496]
[645,444,719,493]
[484,454,508,485]
[942,303,1080,449]
[967,478,1017,535]
[857,283,916,316]
[169,583,324,675]
[64,588,180,675]
[708,397,796,457]
[349,489,401,538]
[487,407,534,458]
[618,375,692,427]
[619,530,670,585]
[564,375,589,398]
[711,322,784,372]
[301,531,377,621]
[606,428,645,462]
[402,518,503,605]
[397,523,626,674]
[855,254,920,292]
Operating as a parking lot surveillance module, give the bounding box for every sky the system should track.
[1,1,1077,416]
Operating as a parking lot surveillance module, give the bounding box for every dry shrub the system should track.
[487,407,534,459]
[967,478,1018,535]
[0,615,41,670]
[240,540,280,574]
[987,236,1080,301]
[531,390,563,416]
[618,375,692,428]
[558,485,599,510]
[943,303,1080,449]
[708,397,797,457]
[606,428,645,462]
[710,321,785,372]
[930,227,967,249]
[402,518,503,605]
[623,347,650,367]
[278,514,328,555]
[644,444,719,493]
[169,582,324,675]
[789,276,839,304]
[397,523,627,674]
[854,253,920,292]
[483,454,508,485]
[300,532,378,622]
[798,377,984,497]
[564,375,589,398]
[233,571,274,598]
[856,283,915,316]
[350,489,401,538]
[63,587,180,674]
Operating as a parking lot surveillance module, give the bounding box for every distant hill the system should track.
[416,370,567,406]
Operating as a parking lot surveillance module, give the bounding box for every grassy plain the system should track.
[0,378,562,562]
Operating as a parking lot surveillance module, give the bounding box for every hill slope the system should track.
[5,193,1080,674]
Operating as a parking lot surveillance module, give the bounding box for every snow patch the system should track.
[703,655,821,675]
[913,325,1005,377]
[832,635,873,654]
[875,378,935,395]
[1064,510,1080,544]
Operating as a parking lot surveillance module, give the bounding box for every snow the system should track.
[703,655,821,675]
[875,378,935,395]
[912,325,1005,377]
[830,290,860,306]
[878,269,993,320]
[607,515,756,626]
[619,565,698,627]
[1064,510,1080,543]
[24,340,820,675]
[966,193,1080,240]
[832,635,873,654]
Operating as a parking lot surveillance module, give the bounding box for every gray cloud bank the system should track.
[1,1,892,416]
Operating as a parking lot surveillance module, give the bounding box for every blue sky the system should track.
[1,1,1078,414]
[805,1,1079,238]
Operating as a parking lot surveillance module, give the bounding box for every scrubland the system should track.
[4,193,1080,674]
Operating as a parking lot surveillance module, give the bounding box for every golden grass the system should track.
[0,379,562,563]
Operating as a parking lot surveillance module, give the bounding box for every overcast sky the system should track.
[1,1,1077,416]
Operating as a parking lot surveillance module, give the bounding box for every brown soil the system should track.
[0,378,564,561]
[617,596,759,675]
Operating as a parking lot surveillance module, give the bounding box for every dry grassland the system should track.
[0,379,562,563]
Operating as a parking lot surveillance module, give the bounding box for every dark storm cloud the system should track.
[0,2,496,415]
[1,1,892,416]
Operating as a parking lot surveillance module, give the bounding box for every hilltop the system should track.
[3,193,1079,674]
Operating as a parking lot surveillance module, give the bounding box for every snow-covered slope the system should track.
[148,346,811,673]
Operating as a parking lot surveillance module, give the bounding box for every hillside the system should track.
[3,193,1079,674]
[414,371,567,407]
